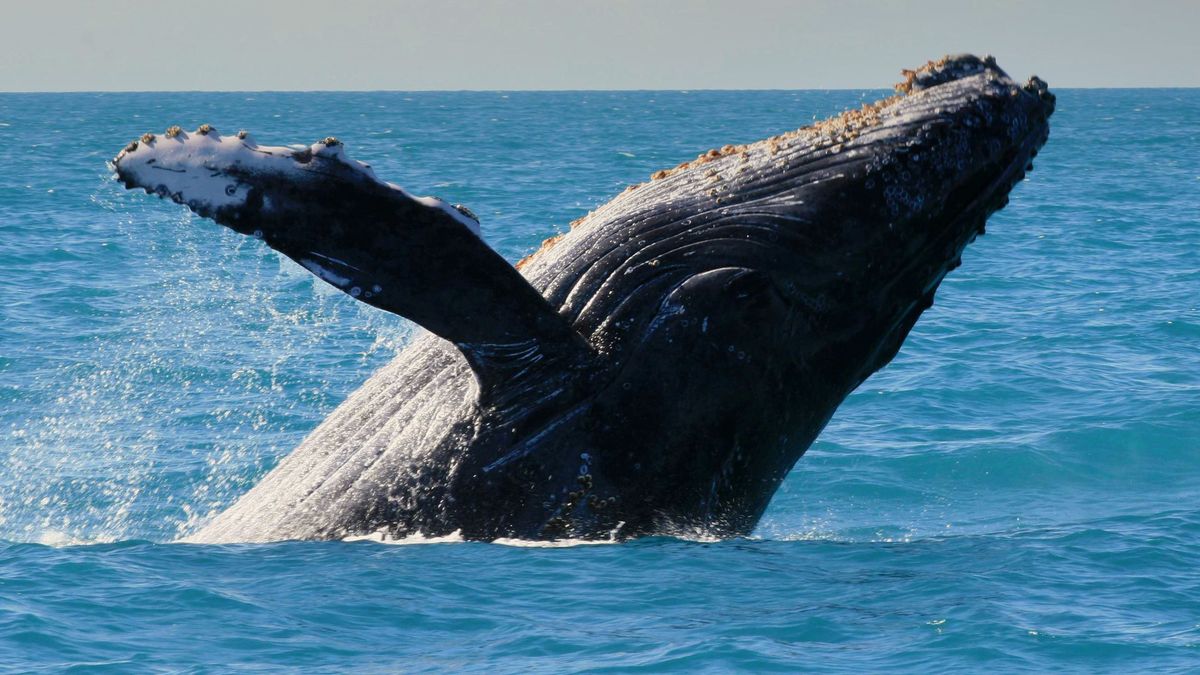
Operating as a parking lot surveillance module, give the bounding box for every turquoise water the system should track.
[1,89,1198,671]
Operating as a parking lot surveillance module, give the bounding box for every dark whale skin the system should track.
[112,55,1054,542]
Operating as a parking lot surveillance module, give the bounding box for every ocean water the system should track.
[0,88,1197,671]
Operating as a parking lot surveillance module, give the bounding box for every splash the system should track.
[0,177,412,544]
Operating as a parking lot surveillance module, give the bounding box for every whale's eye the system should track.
[724,270,788,318]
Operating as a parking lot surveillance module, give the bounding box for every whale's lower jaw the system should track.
[127,55,1053,543]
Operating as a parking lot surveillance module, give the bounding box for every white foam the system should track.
[341,519,631,547]
[342,529,465,544]
[340,529,623,548]
[490,536,619,548]
[35,530,117,547]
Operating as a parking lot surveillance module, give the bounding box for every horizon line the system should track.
[3,86,1197,95]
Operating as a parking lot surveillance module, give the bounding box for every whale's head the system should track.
[558,54,1055,396]
[770,54,1055,392]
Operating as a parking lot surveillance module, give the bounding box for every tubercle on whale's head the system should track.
[833,54,1054,277]
[777,54,1055,385]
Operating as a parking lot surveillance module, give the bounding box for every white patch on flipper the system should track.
[114,131,362,213]
[307,251,363,272]
[116,128,483,239]
[299,258,352,288]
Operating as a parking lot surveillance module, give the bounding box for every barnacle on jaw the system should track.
[165,125,182,138]
[453,204,478,222]
[197,124,214,135]
[140,132,156,144]
[124,141,138,153]
[236,129,249,140]
[322,136,341,147]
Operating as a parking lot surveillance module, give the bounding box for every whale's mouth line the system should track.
[852,66,1055,297]
[915,119,1048,287]
[853,112,1049,383]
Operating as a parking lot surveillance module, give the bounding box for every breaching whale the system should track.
[112,55,1053,543]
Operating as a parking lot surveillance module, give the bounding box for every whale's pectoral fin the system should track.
[111,128,591,388]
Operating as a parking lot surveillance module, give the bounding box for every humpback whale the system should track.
[112,55,1053,542]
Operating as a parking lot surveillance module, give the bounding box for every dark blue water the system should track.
[1,89,1198,671]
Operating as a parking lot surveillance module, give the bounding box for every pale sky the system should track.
[2,0,1197,91]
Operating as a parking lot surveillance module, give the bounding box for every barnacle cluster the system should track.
[515,56,999,271]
